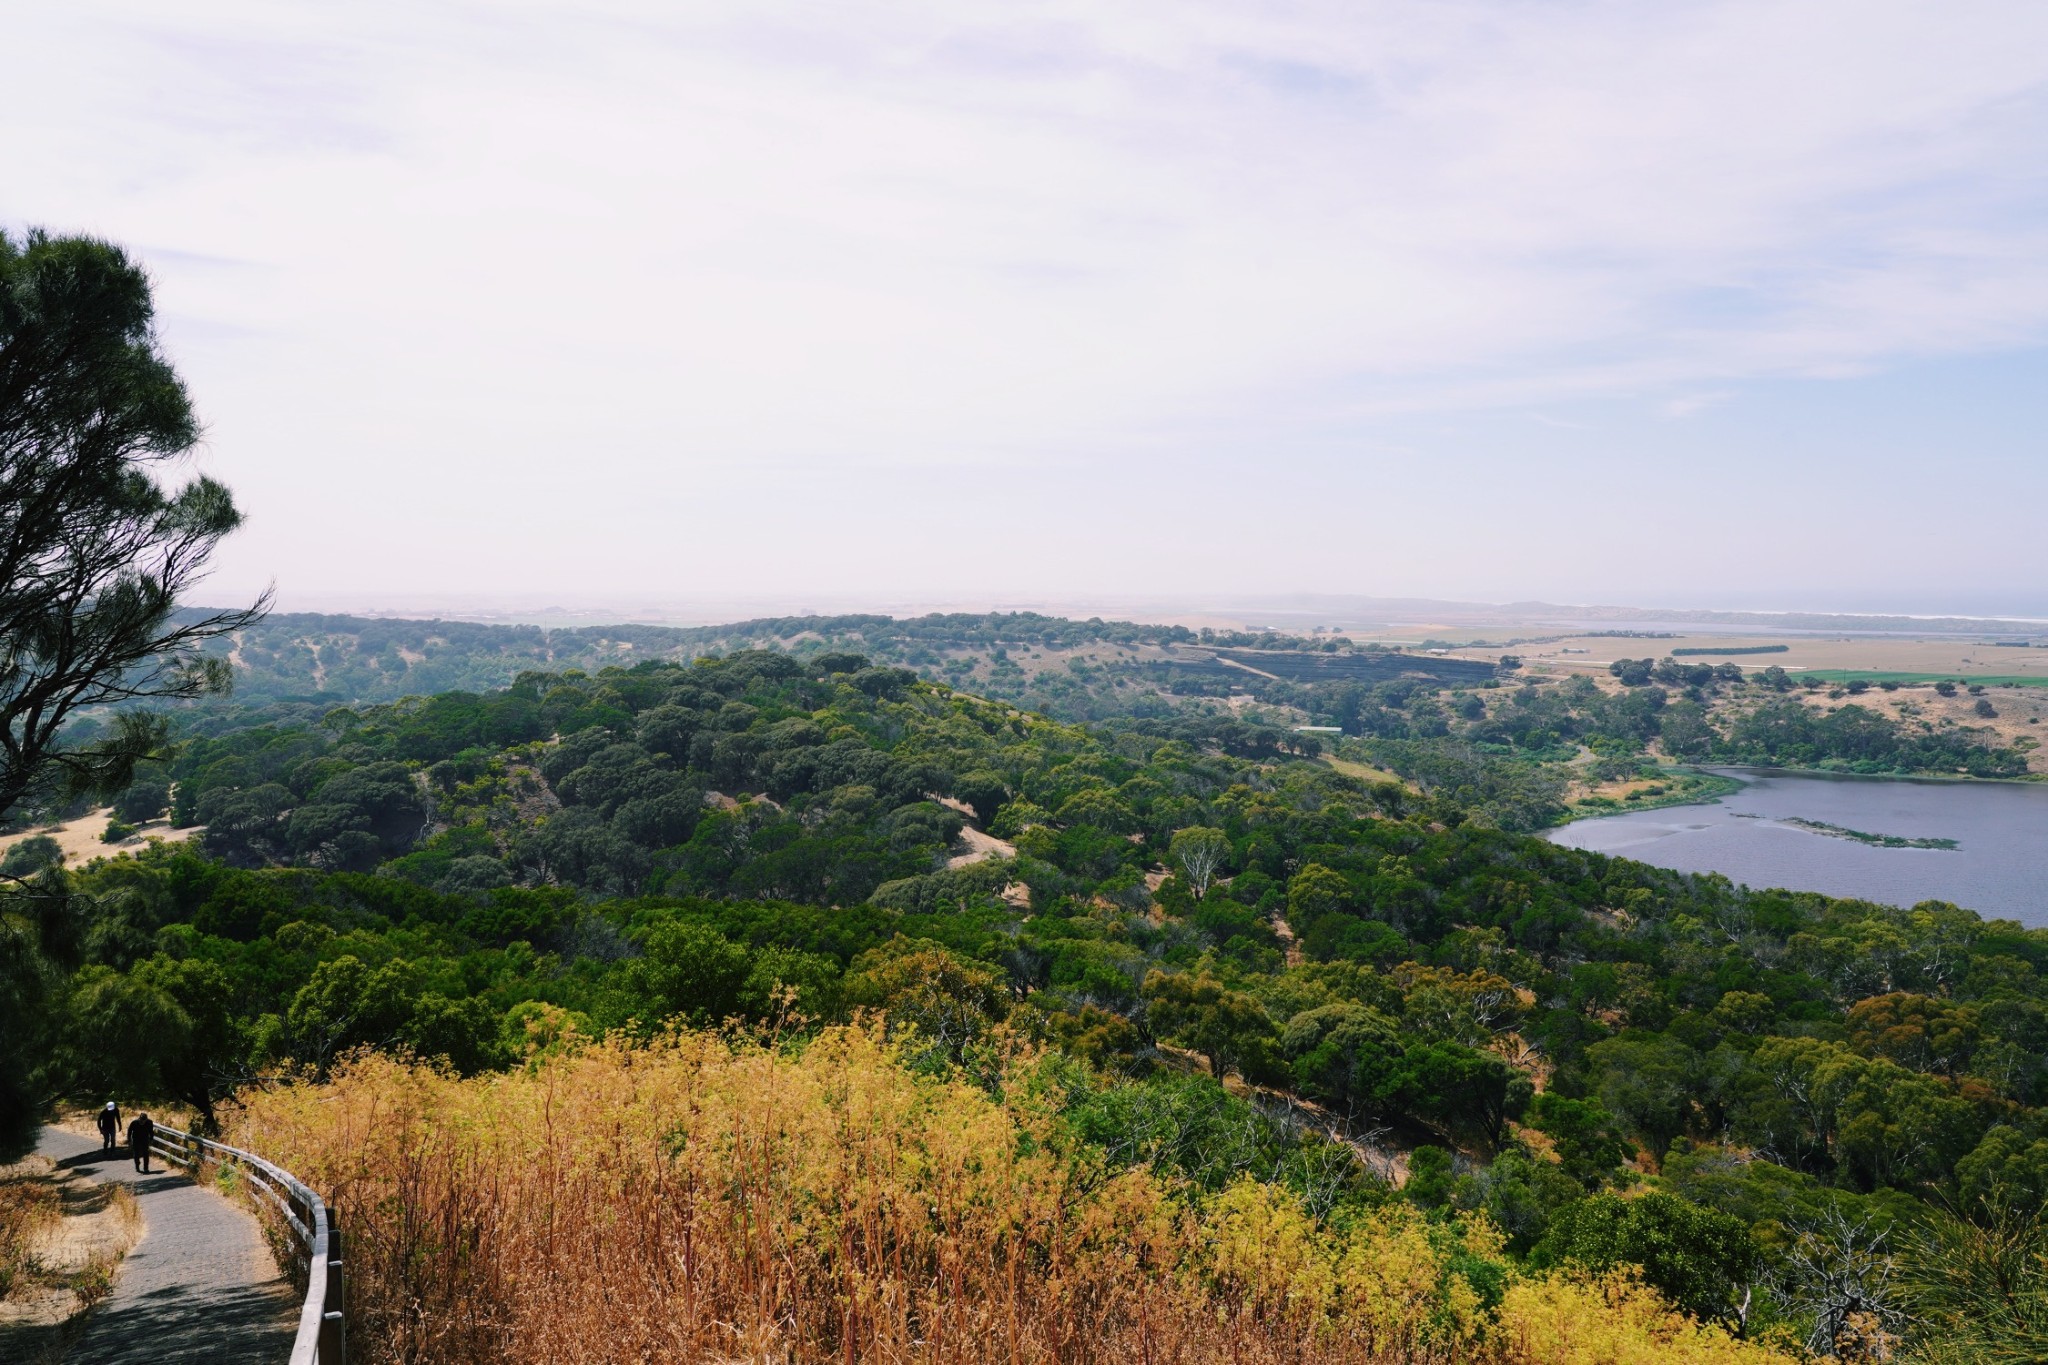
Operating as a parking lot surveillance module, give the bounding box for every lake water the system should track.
[1544,768,2048,926]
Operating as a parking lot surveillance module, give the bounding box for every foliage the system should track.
[0,228,265,820]
[0,1176,59,1300]
[9,644,2047,1356]
[1531,1192,1760,1330]
[226,1031,1796,1365]
[1897,1210,2048,1365]
[0,227,271,1153]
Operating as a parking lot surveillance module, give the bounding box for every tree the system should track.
[1956,1126,2048,1217]
[1383,1040,1530,1151]
[1778,1207,1906,1356]
[1657,700,1717,759]
[611,920,753,1029]
[61,963,191,1104]
[0,895,62,1152]
[283,955,423,1066]
[1286,862,1353,926]
[1457,1147,1585,1252]
[1586,1033,1701,1155]
[1282,1000,1402,1118]
[1610,658,1656,687]
[1394,963,1524,1047]
[1405,1144,1455,1207]
[1526,1092,1633,1187]
[130,954,241,1126]
[284,761,428,867]
[0,229,268,819]
[1532,1191,1760,1330]
[401,993,503,1074]
[111,772,170,824]
[1846,992,1980,1077]
[1169,827,1231,899]
[1055,788,1137,833]
[1142,971,1275,1081]
[844,937,1008,1062]
[0,837,62,879]
[952,769,1009,826]
[1744,1035,1982,1188]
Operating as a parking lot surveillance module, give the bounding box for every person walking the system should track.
[96,1101,121,1151]
[127,1112,155,1173]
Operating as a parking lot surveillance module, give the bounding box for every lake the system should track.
[1544,767,2048,926]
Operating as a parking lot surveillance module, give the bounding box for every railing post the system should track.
[323,1213,346,1363]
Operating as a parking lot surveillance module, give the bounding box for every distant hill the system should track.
[181,609,1504,722]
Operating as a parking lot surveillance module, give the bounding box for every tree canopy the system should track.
[0,229,266,818]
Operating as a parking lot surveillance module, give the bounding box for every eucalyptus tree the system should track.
[0,228,267,821]
[1169,825,1230,899]
[0,228,266,1151]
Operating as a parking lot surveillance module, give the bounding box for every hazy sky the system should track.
[9,1,2048,617]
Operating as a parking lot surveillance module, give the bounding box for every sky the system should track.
[7,1,2048,619]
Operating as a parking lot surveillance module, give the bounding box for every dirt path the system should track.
[946,824,1016,868]
[0,811,199,867]
[1270,910,1304,966]
[26,1128,298,1365]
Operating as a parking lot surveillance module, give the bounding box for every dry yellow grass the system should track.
[0,1179,59,1302]
[226,1028,1795,1365]
[0,1154,138,1339]
[1321,756,1401,785]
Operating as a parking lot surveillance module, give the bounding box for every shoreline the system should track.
[1538,759,2048,925]
[1707,763,2048,788]
[1553,761,2044,828]
[1558,766,1742,825]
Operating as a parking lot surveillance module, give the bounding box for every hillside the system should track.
[159,611,2039,845]
[3,651,2045,1360]
[182,608,1499,718]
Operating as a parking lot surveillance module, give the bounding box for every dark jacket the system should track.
[97,1107,120,1136]
[127,1116,154,1148]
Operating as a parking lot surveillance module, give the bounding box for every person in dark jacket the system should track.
[127,1112,155,1173]
[97,1102,121,1151]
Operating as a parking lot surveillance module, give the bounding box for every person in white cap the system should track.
[96,1101,121,1152]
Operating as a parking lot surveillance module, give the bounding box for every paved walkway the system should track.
[32,1127,299,1365]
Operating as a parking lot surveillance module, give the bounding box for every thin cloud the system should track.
[4,0,2046,605]
[1662,392,1731,419]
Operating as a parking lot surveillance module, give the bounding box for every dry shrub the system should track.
[1497,1274,1788,1365]
[72,1184,140,1308]
[227,1027,1795,1365]
[0,1179,60,1300]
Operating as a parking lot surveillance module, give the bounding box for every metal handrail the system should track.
[144,1125,344,1364]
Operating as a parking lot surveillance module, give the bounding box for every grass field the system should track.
[1435,633,2048,683]
[1800,671,2048,688]
[1413,633,2048,778]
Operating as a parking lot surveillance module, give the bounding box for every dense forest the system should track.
[179,608,1216,709]
[140,611,2042,840]
[180,607,1508,726]
[4,649,2046,1359]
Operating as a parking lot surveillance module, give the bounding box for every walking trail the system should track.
[31,1126,299,1364]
